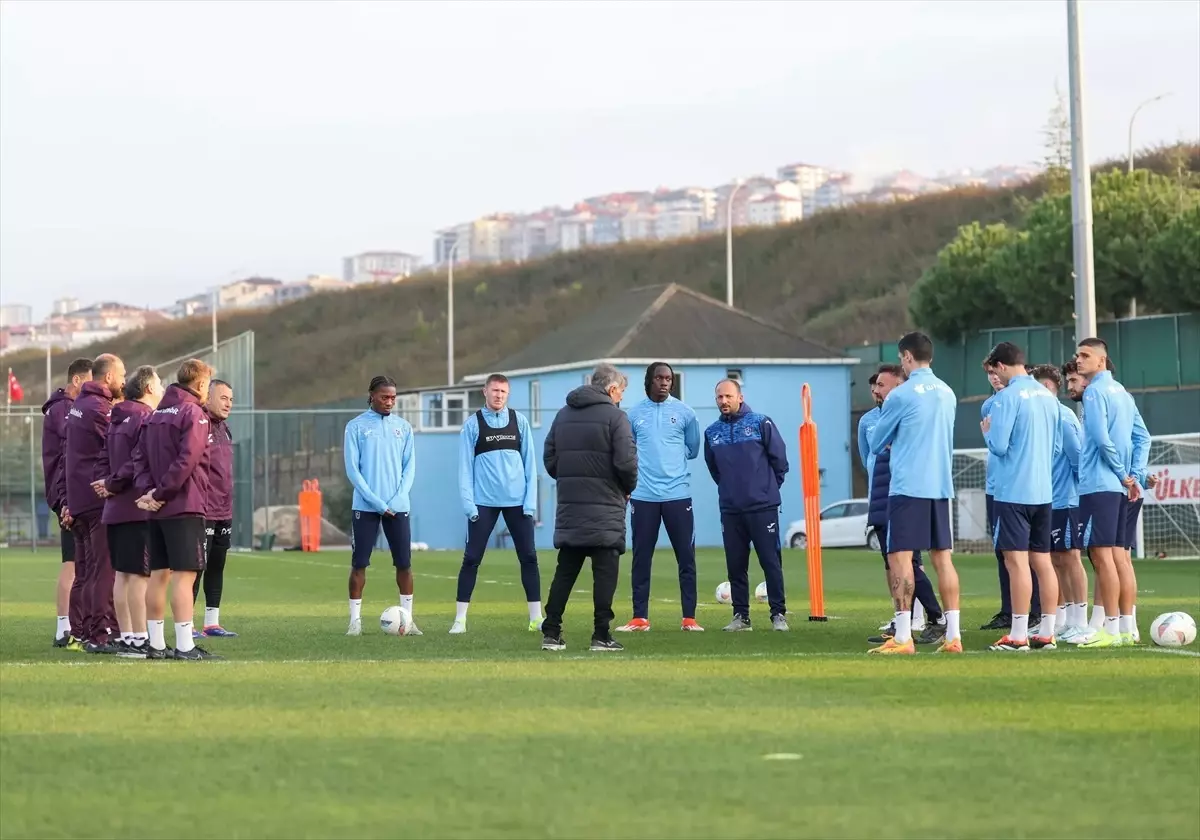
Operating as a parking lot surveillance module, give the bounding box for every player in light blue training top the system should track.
[618,363,703,632]
[981,343,1061,651]
[867,331,961,654]
[453,373,541,634]
[343,375,417,636]
[856,373,882,487]
[1074,338,1139,649]
[1030,363,1090,642]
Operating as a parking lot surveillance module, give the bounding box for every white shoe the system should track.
[878,618,894,631]
[1067,627,1099,645]
[449,619,467,635]
[911,622,927,633]
[1058,625,1086,642]
[346,619,362,636]
[406,622,423,636]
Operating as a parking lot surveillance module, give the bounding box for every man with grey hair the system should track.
[540,363,639,652]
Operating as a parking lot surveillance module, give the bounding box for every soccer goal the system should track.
[951,433,1200,560]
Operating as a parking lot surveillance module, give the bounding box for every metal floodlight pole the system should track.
[1067,0,1097,342]
[725,181,745,308]
[447,240,461,385]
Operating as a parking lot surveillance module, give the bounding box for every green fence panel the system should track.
[1177,313,1200,386]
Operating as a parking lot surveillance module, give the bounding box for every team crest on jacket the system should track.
[393,427,403,438]
[670,416,677,424]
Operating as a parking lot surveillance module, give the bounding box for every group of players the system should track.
[340,363,792,647]
[856,332,1152,654]
[42,331,1151,656]
[44,355,235,661]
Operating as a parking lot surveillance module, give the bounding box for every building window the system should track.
[670,371,684,401]
[529,380,541,427]
[426,394,444,429]
[446,392,466,427]
[725,368,743,385]
[583,372,591,386]
[468,389,486,413]
[397,393,420,426]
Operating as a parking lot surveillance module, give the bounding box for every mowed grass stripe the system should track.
[1,548,1198,839]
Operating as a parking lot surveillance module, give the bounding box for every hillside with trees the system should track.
[7,144,1197,408]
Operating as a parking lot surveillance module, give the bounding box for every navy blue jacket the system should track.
[867,445,894,528]
[703,403,789,515]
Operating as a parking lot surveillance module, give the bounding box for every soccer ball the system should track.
[715,582,732,605]
[1150,611,1197,647]
[380,605,414,636]
[755,582,768,603]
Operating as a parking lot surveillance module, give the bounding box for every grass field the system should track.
[2,546,1199,840]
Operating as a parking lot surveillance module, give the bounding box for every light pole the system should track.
[725,180,745,307]
[1067,0,1097,342]
[447,240,461,385]
[211,287,219,353]
[1128,92,1172,172]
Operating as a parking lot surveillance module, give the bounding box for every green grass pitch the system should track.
[2,547,1198,839]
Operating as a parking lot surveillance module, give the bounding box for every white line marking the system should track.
[762,753,803,761]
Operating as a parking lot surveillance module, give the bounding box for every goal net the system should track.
[951,433,1200,560]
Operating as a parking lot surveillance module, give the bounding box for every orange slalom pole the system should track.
[299,479,318,552]
[799,384,827,621]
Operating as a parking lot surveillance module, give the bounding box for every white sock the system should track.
[121,632,132,644]
[1040,613,1058,638]
[945,610,960,641]
[175,622,195,653]
[204,607,220,627]
[1089,605,1105,629]
[1069,603,1084,627]
[911,599,926,628]
[455,602,469,622]
[1132,605,1138,629]
[1011,614,1029,641]
[400,594,413,615]
[893,611,912,644]
[132,632,148,646]
[1119,614,1134,635]
[56,616,70,638]
[1055,606,1068,631]
[528,601,542,621]
[148,620,166,650]
[1104,616,1119,637]
[349,599,362,623]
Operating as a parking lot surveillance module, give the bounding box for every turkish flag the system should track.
[7,370,23,403]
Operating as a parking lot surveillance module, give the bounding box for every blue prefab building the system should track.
[394,284,857,550]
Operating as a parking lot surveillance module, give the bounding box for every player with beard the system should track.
[63,353,126,653]
[1029,364,1089,642]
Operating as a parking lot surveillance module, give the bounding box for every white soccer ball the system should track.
[755,582,768,603]
[715,581,732,605]
[380,605,413,636]
[1150,611,1197,647]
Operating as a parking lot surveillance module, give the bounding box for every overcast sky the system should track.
[1,0,1197,318]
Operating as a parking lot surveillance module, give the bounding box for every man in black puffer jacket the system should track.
[541,363,639,652]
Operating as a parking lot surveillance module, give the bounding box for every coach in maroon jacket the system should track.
[133,359,222,661]
[98,365,163,658]
[193,379,236,637]
[42,357,93,648]
[63,353,125,653]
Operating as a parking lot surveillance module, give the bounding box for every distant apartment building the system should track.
[620,211,656,242]
[558,209,595,252]
[342,251,420,284]
[275,275,349,305]
[52,297,82,317]
[218,277,282,310]
[0,304,33,328]
[433,229,460,264]
[167,293,211,319]
[2,300,167,355]
[591,212,622,246]
[747,193,803,227]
